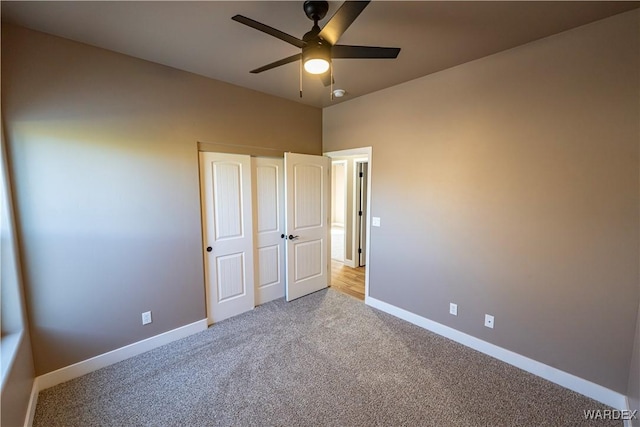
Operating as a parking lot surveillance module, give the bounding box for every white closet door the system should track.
[284,153,331,301]
[200,152,255,324]
[252,157,285,305]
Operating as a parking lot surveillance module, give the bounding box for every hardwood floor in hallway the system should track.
[330,259,365,301]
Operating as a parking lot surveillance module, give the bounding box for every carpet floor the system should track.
[34,289,620,426]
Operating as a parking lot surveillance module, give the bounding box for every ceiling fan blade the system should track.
[232,15,306,49]
[318,1,370,46]
[250,53,302,74]
[319,72,335,87]
[332,44,401,59]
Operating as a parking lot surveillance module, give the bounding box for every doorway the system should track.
[325,148,372,302]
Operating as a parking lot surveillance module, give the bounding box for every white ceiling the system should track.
[2,1,638,108]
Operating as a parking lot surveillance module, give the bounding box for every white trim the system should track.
[342,259,356,268]
[36,319,207,391]
[366,296,628,410]
[24,378,39,427]
[324,148,371,158]
[622,396,632,427]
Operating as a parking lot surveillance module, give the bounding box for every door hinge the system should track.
[359,172,364,178]
[358,210,363,216]
[358,248,362,254]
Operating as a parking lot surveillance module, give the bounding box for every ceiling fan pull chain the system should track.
[330,62,334,100]
[299,58,303,98]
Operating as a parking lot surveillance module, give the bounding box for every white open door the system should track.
[200,152,255,324]
[252,157,285,305]
[284,152,331,301]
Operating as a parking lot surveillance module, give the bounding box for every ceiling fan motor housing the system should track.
[304,1,329,22]
[303,41,331,64]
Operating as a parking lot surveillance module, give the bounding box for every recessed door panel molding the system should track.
[216,253,246,301]
[293,240,323,282]
[252,157,286,305]
[257,244,281,288]
[256,164,280,234]
[285,153,330,301]
[294,164,323,230]
[213,162,243,240]
[200,152,255,324]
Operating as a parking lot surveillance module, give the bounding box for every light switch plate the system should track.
[372,217,381,227]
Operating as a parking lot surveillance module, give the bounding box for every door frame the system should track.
[354,159,368,267]
[324,147,372,301]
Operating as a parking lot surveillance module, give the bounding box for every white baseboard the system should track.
[623,397,632,427]
[343,259,356,268]
[35,319,207,392]
[23,318,208,426]
[365,296,628,411]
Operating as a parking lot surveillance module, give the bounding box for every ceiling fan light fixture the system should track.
[302,42,331,74]
[304,58,330,74]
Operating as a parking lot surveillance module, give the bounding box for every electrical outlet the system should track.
[142,311,152,325]
[449,303,458,316]
[484,314,494,329]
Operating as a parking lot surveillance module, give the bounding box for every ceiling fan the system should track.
[232,0,401,96]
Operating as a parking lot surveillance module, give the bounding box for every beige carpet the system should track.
[34,289,620,426]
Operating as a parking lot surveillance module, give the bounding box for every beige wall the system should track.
[1,24,322,376]
[324,10,639,394]
[631,54,640,418]
[629,308,640,424]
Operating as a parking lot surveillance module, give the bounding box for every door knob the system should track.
[288,235,299,241]
[206,246,212,252]
[281,234,286,239]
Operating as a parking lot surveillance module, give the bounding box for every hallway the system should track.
[330,260,365,301]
